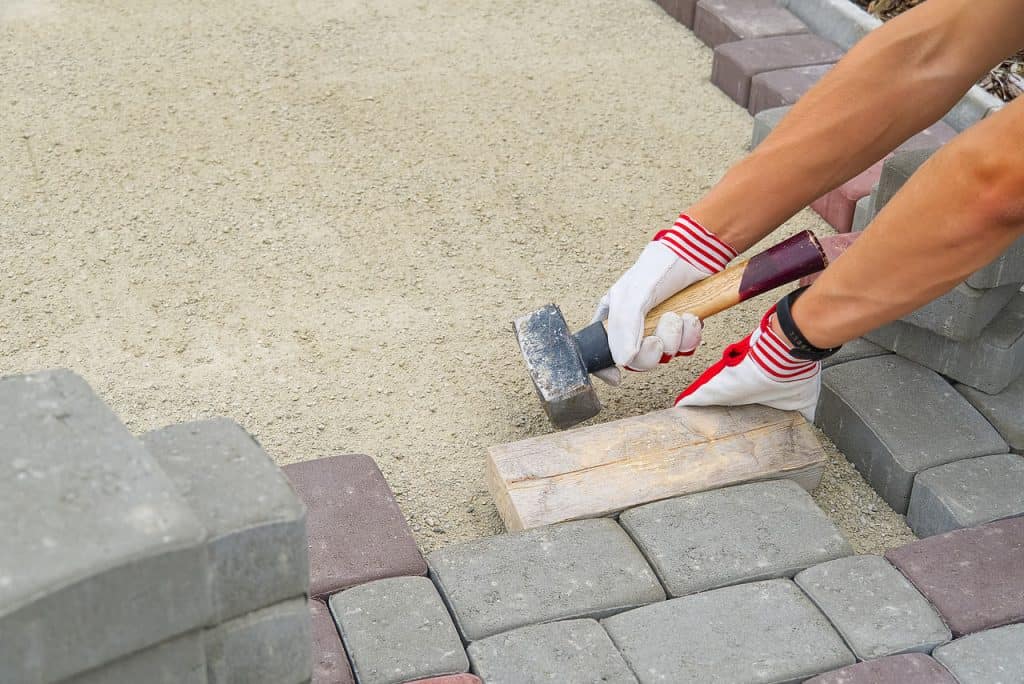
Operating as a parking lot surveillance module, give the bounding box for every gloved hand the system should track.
[675,305,821,422]
[592,214,736,385]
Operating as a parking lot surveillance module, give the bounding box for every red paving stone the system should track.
[309,599,354,684]
[747,63,831,114]
[284,454,426,598]
[810,159,886,233]
[712,34,843,107]
[404,676,483,684]
[694,0,806,48]
[885,517,1024,637]
[805,653,956,684]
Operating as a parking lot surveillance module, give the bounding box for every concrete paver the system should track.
[71,632,206,684]
[794,555,950,660]
[328,576,468,684]
[804,653,956,684]
[908,453,1024,537]
[821,337,888,369]
[427,518,664,642]
[467,619,637,684]
[852,194,872,232]
[619,480,851,597]
[817,355,1007,512]
[782,0,880,49]
[748,63,831,114]
[144,418,308,621]
[957,376,1024,453]
[283,454,426,598]
[309,599,354,684]
[932,624,1024,684]
[204,597,312,684]
[602,579,854,684]
[886,517,1024,636]
[810,159,883,232]
[712,34,843,106]
[404,676,483,684]
[901,282,1019,343]
[694,0,806,48]
[750,105,791,149]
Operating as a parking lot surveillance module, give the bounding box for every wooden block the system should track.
[487,404,826,531]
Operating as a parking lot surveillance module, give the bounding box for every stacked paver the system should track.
[0,370,311,683]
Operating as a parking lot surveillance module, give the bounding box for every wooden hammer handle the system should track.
[642,230,828,336]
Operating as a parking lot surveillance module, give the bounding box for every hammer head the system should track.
[513,304,601,429]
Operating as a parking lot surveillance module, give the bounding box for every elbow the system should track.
[957,144,1024,232]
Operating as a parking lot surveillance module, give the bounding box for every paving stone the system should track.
[144,418,308,622]
[885,517,1024,636]
[810,158,884,232]
[603,579,854,683]
[205,597,312,684]
[404,676,482,684]
[427,518,664,641]
[804,653,956,684]
[329,576,468,684]
[782,0,881,49]
[283,454,426,598]
[748,63,831,115]
[467,619,637,684]
[851,194,872,232]
[694,0,806,48]
[866,294,1024,394]
[619,480,851,597]
[795,555,951,660]
[816,355,1008,513]
[908,454,1024,538]
[968,239,1024,289]
[957,375,1024,453]
[0,369,211,684]
[309,599,354,684]
[821,337,889,369]
[903,282,1019,342]
[873,148,935,213]
[70,632,206,684]
[898,122,958,152]
[933,624,1024,684]
[750,105,790,149]
[712,34,842,107]
[654,0,698,27]
[944,85,1005,132]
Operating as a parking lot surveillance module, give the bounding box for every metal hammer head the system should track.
[513,304,602,429]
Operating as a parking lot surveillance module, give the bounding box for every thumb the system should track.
[606,286,647,367]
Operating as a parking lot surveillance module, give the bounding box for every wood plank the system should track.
[487,404,826,531]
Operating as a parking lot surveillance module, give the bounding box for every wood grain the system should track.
[487,404,826,531]
[643,259,746,335]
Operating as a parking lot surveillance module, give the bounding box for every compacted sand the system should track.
[1,0,913,553]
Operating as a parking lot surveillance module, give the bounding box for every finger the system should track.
[593,366,621,386]
[606,286,646,367]
[591,292,610,325]
[626,335,665,371]
[677,312,703,355]
[652,312,684,357]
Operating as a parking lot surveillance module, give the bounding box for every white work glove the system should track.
[675,305,821,422]
[593,214,736,385]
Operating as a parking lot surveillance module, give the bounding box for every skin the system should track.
[684,0,1024,349]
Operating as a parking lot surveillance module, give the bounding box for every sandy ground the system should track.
[1,0,913,554]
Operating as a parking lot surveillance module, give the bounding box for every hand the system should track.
[592,214,736,385]
[675,305,821,422]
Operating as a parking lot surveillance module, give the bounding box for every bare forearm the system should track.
[689,0,1021,252]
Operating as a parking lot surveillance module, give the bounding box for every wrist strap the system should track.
[775,287,841,361]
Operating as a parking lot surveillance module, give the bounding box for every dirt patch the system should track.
[1,0,913,554]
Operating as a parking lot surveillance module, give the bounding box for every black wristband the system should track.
[775,287,842,361]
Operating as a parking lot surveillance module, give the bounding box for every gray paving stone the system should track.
[933,624,1024,684]
[866,293,1024,394]
[816,355,1008,513]
[944,85,1005,132]
[602,579,854,684]
[898,122,958,152]
[205,597,312,684]
[782,0,881,49]
[70,632,206,684]
[748,63,831,114]
[0,369,211,684]
[329,576,468,684]
[694,0,806,48]
[466,619,637,684]
[874,148,935,212]
[907,454,1024,538]
[712,34,842,107]
[805,653,956,684]
[144,418,308,622]
[968,240,1024,288]
[619,480,851,597]
[795,555,951,660]
[851,193,872,232]
[957,375,1024,453]
[904,282,1019,342]
[750,105,790,150]
[822,337,889,369]
[427,518,664,642]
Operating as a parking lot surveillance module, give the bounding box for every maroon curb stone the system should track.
[283,454,426,598]
[805,653,956,684]
[309,599,354,684]
[748,63,831,114]
[711,34,843,107]
[885,517,1024,637]
[677,0,699,27]
[694,0,807,48]
[405,676,483,684]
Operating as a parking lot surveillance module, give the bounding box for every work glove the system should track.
[592,214,736,385]
[675,305,821,422]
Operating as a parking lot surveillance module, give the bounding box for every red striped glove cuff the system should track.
[653,213,737,274]
[748,307,819,382]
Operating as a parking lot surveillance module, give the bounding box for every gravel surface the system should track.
[0,0,913,554]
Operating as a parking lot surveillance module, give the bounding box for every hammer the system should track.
[514,230,858,429]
